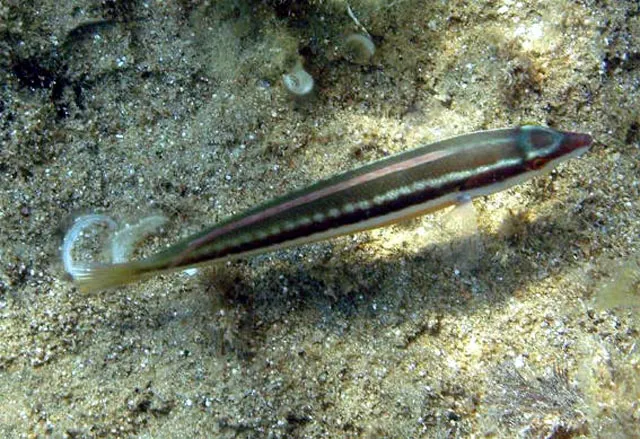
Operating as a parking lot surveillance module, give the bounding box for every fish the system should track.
[70,125,593,292]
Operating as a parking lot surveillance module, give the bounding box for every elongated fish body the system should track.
[71,125,592,292]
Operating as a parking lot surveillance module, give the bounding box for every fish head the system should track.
[518,125,593,171]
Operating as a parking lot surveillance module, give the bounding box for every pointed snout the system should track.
[562,131,593,153]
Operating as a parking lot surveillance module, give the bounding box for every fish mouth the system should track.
[562,131,593,154]
[536,129,593,169]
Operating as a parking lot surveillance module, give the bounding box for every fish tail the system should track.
[71,261,152,293]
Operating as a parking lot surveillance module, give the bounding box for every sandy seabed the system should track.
[1,1,638,437]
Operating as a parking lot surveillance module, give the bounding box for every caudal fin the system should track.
[71,261,150,293]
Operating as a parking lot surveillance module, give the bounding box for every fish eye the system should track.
[529,157,547,170]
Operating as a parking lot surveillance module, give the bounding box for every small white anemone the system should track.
[62,213,169,280]
[62,214,117,278]
[282,61,314,97]
[344,33,375,65]
[111,215,168,263]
